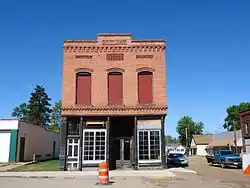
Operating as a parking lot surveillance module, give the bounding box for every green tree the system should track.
[11,103,29,120]
[223,102,250,131]
[166,135,173,144]
[166,135,179,144]
[49,101,62,132]
[176,116,204,146]
[27,85,52,127]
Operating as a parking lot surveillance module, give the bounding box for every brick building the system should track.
[240,110,250,175]
[60,33,167,171]
[240,110,250,153]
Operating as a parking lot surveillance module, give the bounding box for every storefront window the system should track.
[82,129,106,164]
[138,130,161,162]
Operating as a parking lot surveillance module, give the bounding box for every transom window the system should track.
[68,119,80,135]
[137,130,161,163]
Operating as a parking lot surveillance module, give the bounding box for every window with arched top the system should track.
[76,72,91,105]
[138,71,153,104]
[108,72,123,105]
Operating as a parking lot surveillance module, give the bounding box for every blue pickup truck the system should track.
[205,150,242,168]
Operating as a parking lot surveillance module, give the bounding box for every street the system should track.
[188,156,249,182]
[160,157,250,188]
[0,177,155,188]
[0,157,250,188]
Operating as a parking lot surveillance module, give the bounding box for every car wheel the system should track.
[221,161,226,168]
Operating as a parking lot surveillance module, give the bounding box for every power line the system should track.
[204,126,226,135]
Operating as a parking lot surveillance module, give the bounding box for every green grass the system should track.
[9,160,59,172]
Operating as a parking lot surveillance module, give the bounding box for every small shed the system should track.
[0,119,60,163]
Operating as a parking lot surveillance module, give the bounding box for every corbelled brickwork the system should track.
[62,33,167,116]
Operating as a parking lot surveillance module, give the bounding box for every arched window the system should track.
[76,72,91,105]
[138,71,153,104]
[108,72,123,105]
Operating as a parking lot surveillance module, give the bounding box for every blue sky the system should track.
[0,0,249,137]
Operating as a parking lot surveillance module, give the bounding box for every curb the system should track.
[0,176,54,179]
[0,174,175,179]
[0,175,99,179]
[168,168,197,174]
[0,170,177,179]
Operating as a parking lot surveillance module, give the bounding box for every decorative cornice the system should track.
[240,110,250,120]
[136,67,155,73]
[64,45,165,53]
[64,40,97,43]
[106,67,125,73]
[62,105,167,112]
[131,40,165,43]
[97,33,132,37]
[75,68,93,73]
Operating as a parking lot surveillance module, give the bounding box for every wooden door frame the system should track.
[19,137,25,162]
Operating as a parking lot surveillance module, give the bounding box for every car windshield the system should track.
[169,154,184,158]
[220,151,233,156]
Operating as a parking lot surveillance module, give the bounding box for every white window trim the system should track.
[67,138,80,169]
[137,130,162,164]
[82,129,106,164]
[86,121,105,125]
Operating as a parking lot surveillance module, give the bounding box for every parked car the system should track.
[167,153,189,167]
[205,149,242,168]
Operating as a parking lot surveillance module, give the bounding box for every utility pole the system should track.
[185,127,188,147]
[233,120,238,154]
[185,126,189,156]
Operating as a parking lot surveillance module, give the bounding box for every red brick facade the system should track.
[62,33,167,116]
[240,110,250,153]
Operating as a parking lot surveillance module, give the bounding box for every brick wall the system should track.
[62,33,167,116]
[240,110,250,153]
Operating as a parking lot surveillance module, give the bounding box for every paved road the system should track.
[0,157,249,188]
[0,177,155,188]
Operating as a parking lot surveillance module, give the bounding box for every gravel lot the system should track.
[151,156,250,188]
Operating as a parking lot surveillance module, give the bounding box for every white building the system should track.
[190,135,213,156]
[0,119,60,163]
[166,144,186,155]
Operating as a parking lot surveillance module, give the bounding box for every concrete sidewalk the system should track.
[0,164,23,172]
[0,170,176,179]
[169,167,197,174]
